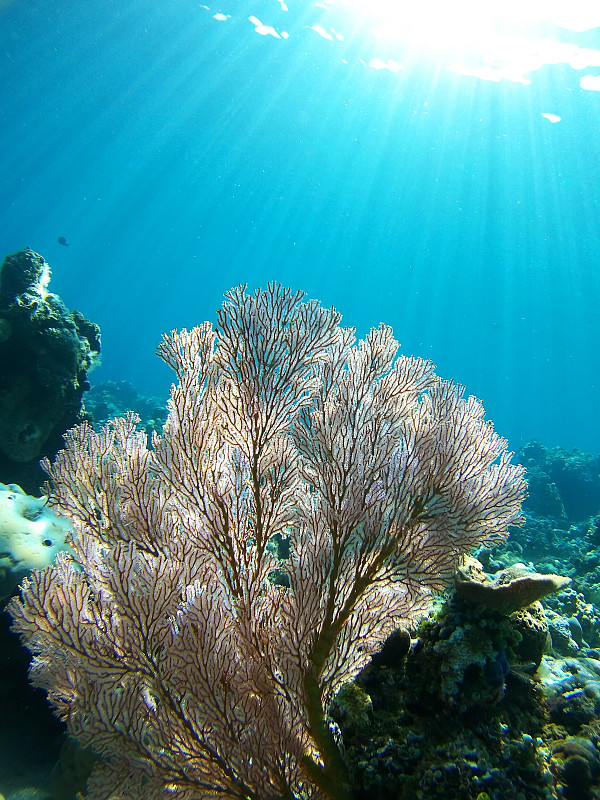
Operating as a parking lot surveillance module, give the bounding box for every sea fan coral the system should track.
[9,284,526,800]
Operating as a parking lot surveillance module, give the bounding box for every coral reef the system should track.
[481,439,600,652]
[5,302,600,800]
[334,427,600,798]
[455,558,571,613]
[519,440,600,523]
[84,379,167,436]
[334,585,600,799]
[0,249,100,494]
[0,482,72,600]
[8,284,526,800]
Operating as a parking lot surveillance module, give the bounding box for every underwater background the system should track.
[1,0,599,453]
[2,3,600,799]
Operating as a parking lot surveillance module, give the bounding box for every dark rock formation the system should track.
[0,248,100,493]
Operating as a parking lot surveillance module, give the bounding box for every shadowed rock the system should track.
[0,248,100,492]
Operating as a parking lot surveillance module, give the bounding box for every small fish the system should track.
[57,236,69,247]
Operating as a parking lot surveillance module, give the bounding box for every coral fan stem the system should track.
[303,669,352,800]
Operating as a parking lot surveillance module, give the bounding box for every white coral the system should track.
[0,482,71,598]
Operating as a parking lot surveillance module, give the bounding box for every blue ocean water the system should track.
[0,0,599,452]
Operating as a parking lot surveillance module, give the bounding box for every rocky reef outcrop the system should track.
[0,248,100,493]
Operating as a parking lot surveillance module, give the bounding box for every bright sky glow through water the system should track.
[352,0,600,34]
[1,0,599,451]
[208,0,600,90]
[357,0,600,83]
[328,0,600,83]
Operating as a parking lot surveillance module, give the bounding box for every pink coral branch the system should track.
[9,283,526,800]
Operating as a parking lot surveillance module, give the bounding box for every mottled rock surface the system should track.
[0,249,100,492]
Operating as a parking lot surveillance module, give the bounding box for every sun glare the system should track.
[366,0,503,47]
[345,0,600,39]
[330,0,600,85]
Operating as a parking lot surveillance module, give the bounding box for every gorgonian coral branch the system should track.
[10,283,526,800]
